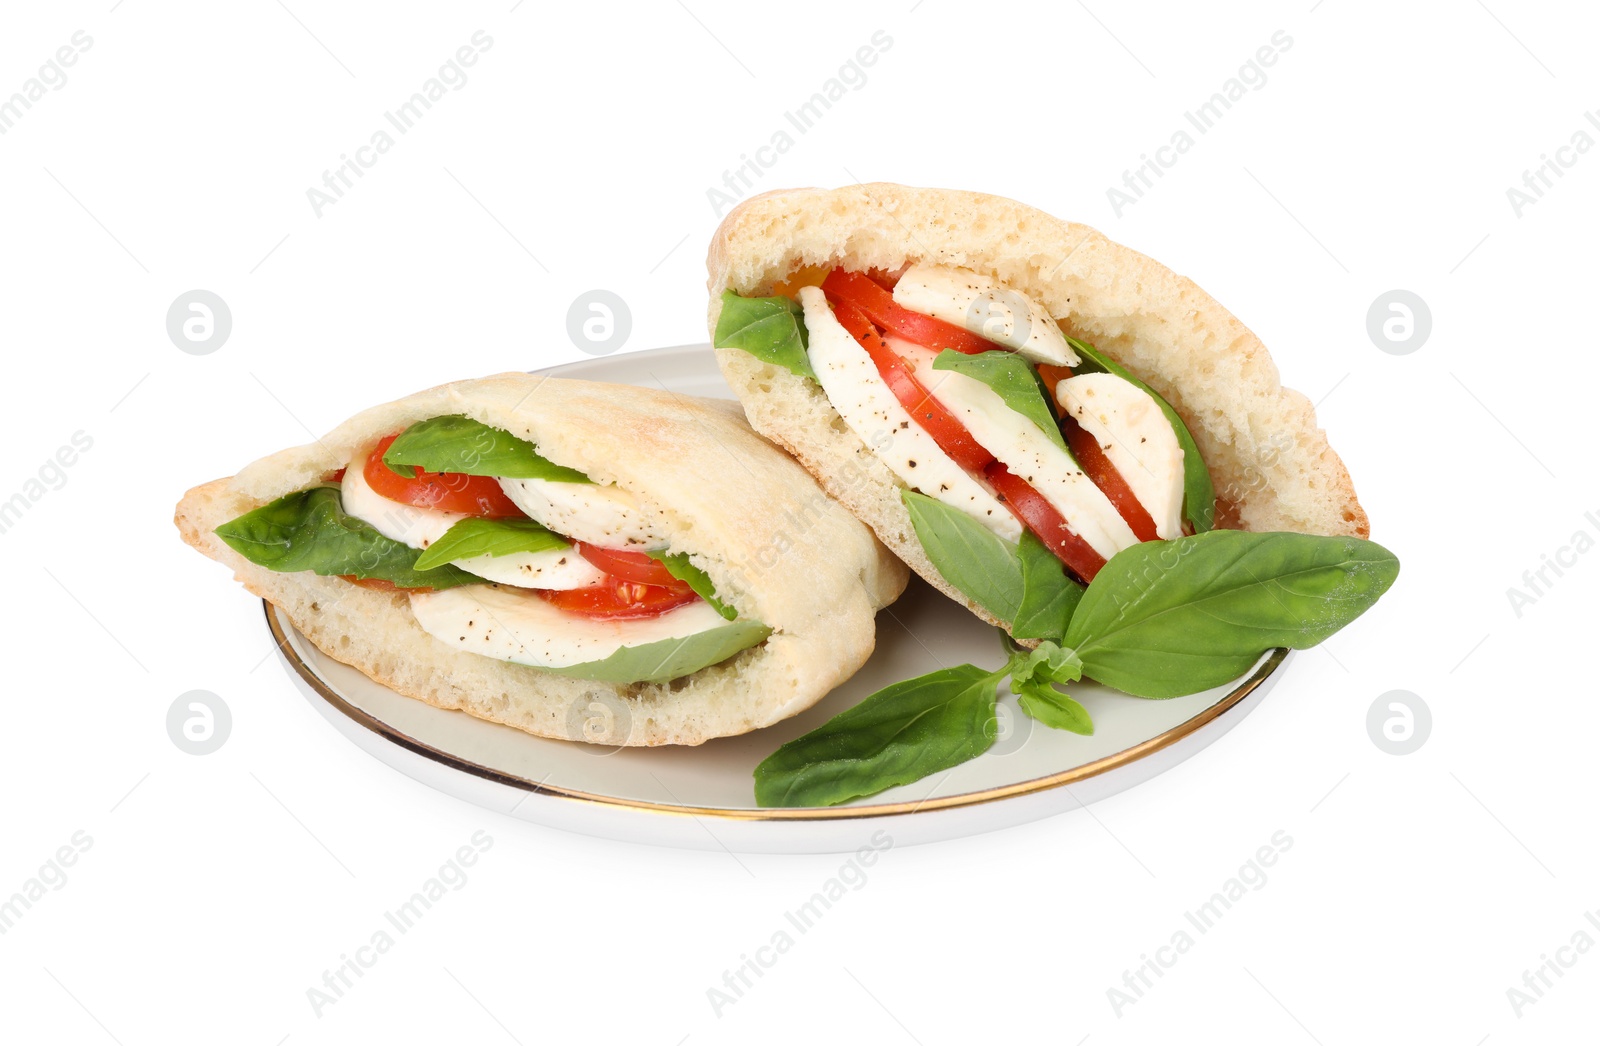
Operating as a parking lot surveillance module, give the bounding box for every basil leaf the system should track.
[1065,530,1400,698]
[382,415,591,483]
[1066,337,1214,532]
[931,349,1066,450]
[413,517,569,571]
[754,664,1003,807]
[1010,639,1084,687]
[902,490,1023,623]
[1017,683,1094,735]
[713,290,816,380]
[646,550,737,621]
[214,485,480,590]
[1011,531,1085,641]
[540,619,771,685]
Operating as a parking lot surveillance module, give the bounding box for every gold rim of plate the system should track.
[266,602,1288,823]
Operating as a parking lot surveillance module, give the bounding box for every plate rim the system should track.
[267,602,1288,822]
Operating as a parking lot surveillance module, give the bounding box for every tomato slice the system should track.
[576,544,688,590]
[1036,365,1075,414]
[362,434,524,517]
[538,576,699,619]
[1062,418,1160,543]
[863,267,905,291]
[984,461,1108,583]
[822,269,1001,355]
[830,300,996,473]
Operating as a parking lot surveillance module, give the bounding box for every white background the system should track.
[2,0,1596,1042]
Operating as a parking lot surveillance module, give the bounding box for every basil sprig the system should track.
[902,490,1082,641]
[1008,640,1094,736]
[646,550,738,620]
[713,291,815,380]
[214,485,481,590]
[413,517,569,571]
[754,636,1085,808]
[930,349,1066,450]
[754,529,1399,807]
[382,415,591,483]
[1066,336,1214,533]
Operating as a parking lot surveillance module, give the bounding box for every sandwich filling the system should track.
[213,414,770,684]
[715,263,1214,593]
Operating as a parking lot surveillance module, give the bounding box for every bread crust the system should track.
[176,373,907,746]
[706,183,1368,629]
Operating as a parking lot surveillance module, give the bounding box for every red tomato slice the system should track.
[1036,364,1075,412]
[576,544,688,590]
[822,269,1001,355]
[1062,418,1160,543]
[830,300,996,473]
[538,577,699,619]
[362,434,524,517]
[863,267,905,291]
[984,461,1108,583]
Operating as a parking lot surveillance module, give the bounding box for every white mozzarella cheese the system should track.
[798,286,1020,543]
[449,547,605,590]
[1055,373,1186,540]
[339,451,604,589]
[408,584,730,668]
[903,340,1138,560]
[340,453,466,548]
[892,263,1078,367]
[499,476,667,550]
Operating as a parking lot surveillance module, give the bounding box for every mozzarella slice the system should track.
[499,477,667,550]
[340,453,466,548]
[449,547,605,590]
[798,286,1020,542]
[409,584,730,668]
[902,339,1138,561]
[892,263,1078,367]
[340,453,604,589]
[1056,373,1186,540]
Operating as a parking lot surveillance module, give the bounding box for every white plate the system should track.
[269,344,1290,854]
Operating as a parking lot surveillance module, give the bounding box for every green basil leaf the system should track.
[902,490,1023,623]
[754,665,1003,807]
[646,551,737,621]
[931,349,1066,450]
[1010,639,1084,688]
[214,485,480,590]
[382,415,591,483]
[413,517,569,571]
[1066,337,1215,533]
[713,290,816,380]
[1017,683,1094,735]
[540,619,772,685]
[1011,531,1085,641]
[1065,530,1400,698]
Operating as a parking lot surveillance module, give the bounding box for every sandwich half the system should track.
[176,373,907,745]
[708,183,1366,635]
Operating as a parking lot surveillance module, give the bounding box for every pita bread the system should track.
[706,183,1368,630]
[175,373,907,746]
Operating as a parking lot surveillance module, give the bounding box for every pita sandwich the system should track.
[707,183,1367,634]
[176,373,907,746]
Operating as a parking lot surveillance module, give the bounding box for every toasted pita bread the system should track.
[176,373,907,746]
[706,183,1368,630]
